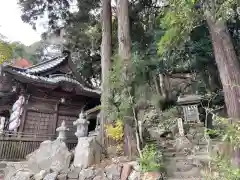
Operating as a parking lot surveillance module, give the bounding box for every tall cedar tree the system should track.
[100,0,112,146]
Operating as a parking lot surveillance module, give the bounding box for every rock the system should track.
[93,176,108,180]
[57,174,67,180]
[43,172,58,180]
[95,168,105,177]
[67,167,81,179]
[26,140,72,173]
[142,172,162,180]
[73,137,101,169]
[0,162,7,169]
[174,136,193,152]
[78,168,95,180]
[127,161,140,171]
[120,164,132,180]
[175,159,195,172]
[173,167,200,178]
[11,170,33,180]
[128,170,140,180]
[147,127,167,140]
[34,170,49,180]
[105,164,122,180]
[0,169,4,179]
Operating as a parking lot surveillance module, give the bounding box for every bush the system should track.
[138,144,164,172]
[105,120,124,155]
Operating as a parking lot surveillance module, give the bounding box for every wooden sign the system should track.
[183,105,200,123]
[177,118,184,136]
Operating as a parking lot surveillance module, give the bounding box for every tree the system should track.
[158,0,240,120]
[117,0,143,157]
[11,42,43,64]
[0,41,13,64]
[100,0,112,146]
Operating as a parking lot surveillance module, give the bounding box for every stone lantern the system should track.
[73,111,89,138]
[56,121,69,141]
[177,95,202,123]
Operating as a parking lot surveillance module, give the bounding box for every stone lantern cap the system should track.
[56,121,69,132]
[177,94,202,106]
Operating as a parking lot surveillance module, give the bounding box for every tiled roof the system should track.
[3,54,101,97]
[177,95,202,105]
[13,70,101,95]
[25,56,67,74]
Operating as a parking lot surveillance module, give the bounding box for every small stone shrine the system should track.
[177,94,202,123]
[177,94,206,146]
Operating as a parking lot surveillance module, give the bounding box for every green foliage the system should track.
[18,0,71,30]
[157,0,202,55]
[214,116,240,146]
[108,55,133,120]
[0,41,13,63]
[211,156,240,179]
[205,116,240,179]
[11,42,42,64]
[138,144,164,172]
[158,0,240,56]
[216,0,240,21]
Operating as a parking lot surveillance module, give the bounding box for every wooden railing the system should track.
[0,131,77,161]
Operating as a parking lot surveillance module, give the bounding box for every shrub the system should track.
[138,144,164,172]
[105,120,124,155]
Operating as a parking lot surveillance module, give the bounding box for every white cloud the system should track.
[0,0,41,46]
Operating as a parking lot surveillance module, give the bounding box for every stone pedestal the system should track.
[73,136,101,169]
[73,112,101,168]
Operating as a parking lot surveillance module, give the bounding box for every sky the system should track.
[0,0,41,46]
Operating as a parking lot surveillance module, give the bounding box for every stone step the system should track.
[167,178,203,180]
[163,151,209,158]
[162,145,209,154]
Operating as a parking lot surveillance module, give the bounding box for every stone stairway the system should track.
[158,123,219,180]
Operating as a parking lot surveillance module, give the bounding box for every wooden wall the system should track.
[19,94,87,140]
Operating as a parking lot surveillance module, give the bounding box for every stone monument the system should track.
[56,121,69,141]
[177,118,184,137]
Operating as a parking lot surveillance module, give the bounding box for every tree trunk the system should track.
[206,15,240,167]
[117,0,140,158]
[100,0,112,147]
[117,0,131,69]
[206,16,240,120]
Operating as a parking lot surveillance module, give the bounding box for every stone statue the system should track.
[73,111,89,138]
[56,121,69,141]
[0,116,5,135]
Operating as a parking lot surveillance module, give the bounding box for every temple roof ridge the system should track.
[25,55,68,74]
[9,70,101,96]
